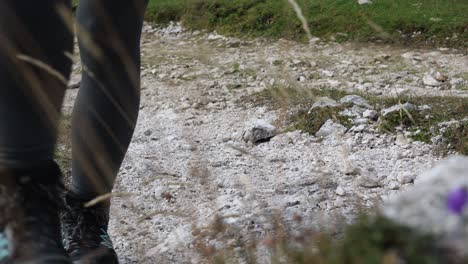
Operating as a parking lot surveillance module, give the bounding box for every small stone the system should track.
[286,201,300,207]
[336,186,346,196]
[340,95,372,109]
[242,120,277,144]
[226,39,241,48]
[381,103,417,117]
[316,119,347,138]
[359,177,382,188]
[339,105,367,118]
[350,124,367,133]
[358,0,372,4]
[397,172,416,184]
[354,118,369,125]
[309,97,339,111]
[395,133,409,146]
[144,130,152,136]
[321,70,335,77]
[418,105,432,111]
[363,109,378,119]
[387,181,400,190]
[298,75,306,82]
[68,76,81,89]
[344,165,361,176]
[395,152,404,160]
[423,69,448,86]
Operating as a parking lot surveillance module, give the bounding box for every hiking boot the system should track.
[61,192,118,264]
[0,161,72,264]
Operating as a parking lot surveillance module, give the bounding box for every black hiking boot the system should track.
[61,192,118,264]
[0,161,72,264]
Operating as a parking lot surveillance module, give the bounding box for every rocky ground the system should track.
[63,22,468,263]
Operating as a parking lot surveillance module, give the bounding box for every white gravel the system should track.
[62,22,468,263]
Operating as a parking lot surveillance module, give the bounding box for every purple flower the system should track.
[447,187,468,215]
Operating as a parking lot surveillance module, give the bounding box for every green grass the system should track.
[145,0,468,47]
[376,96,468,154]
[253,85,468,154]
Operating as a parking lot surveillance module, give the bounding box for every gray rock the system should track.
[144,129,153,136]
[397,172,416,184]
[354,118,369,125]
[336,186,346,196]
[381,103,417,117]
[359,176,382,188]
[207,32,226,41]
[349,124,367,133]
[316,119,347,138]
[363,109,378,119]
[387,181,400,190]
[423,70,448,87]
[382,156,468,256]
[418,105,432,111]
[320,70,335,77]
[340,95,372,109]
[358,0,372,4]
[344,165,361,176]
[310,97,339,111]
[339,105,367,118]
[242,120,277,144]
[226,39,241,48]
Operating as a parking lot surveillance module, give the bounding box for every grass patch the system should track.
[146,0,468,48]
[253,85,468,154]
[290,106,353,135]
[376,96,468,154]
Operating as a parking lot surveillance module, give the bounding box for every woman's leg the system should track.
[71,0,148,200]
[0,0,73,263]
[0,0,73,168]
[62,1,147,262]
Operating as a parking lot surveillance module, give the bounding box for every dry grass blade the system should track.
[366,19,391,38]
[287,0,312,40]
[16,54,68,85]
[84,192,134,207]
[399,100,416,124]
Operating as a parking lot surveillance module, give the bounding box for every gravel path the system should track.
[63,23,468,263]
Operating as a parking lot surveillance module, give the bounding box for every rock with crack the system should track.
[242,120,277,144]
[382,155,468,257]
[381,103,417,117]
[316,119,347,138]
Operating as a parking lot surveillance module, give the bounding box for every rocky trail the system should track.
[63,22,468,263]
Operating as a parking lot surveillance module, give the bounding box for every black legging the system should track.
[0,0,148,199]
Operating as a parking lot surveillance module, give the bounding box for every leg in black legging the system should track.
[71,0,148,199]
[0,0,73,169]
[0,1,73,263]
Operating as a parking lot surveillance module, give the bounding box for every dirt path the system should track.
[63,22,467,263]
